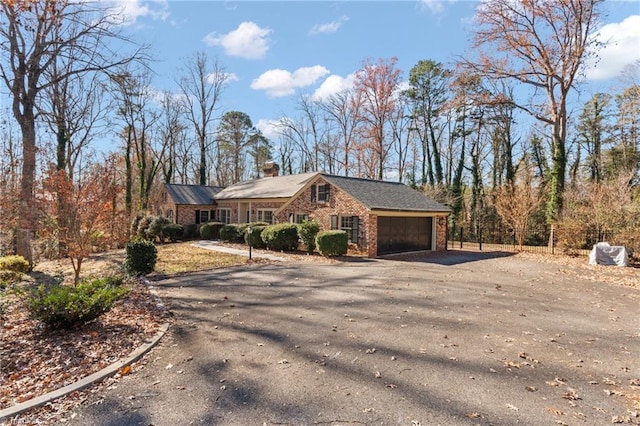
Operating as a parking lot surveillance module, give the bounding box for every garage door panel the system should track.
[377,216,432,255]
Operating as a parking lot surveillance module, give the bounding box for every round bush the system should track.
[316,230,348,257]
[220,224,243,242]
[261,223,299,251]
[244,225,267,249]
[0,255,30,273]
[162,223,184,242]
[124,239,157,276]
[200,222,224,240]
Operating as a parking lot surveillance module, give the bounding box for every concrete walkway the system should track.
[192,240,287,261]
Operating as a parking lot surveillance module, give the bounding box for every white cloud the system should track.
[586,15,640,81]
[107,0,169,26]
[311,73,356,101]
[208,72,238,84]
[255,119,281,140]
[309,16,349,36]
[203,21,272,60]
[420,0,456,15]
[251,66,331,97]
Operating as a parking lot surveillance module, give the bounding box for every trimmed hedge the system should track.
[298,220,320,253]
[244,225,267,249]
[200,222,224,240]
[316,230,348,257]
[220,224,243,242]
[27,277,130,329]
[124,239,157,276]
[261,223,299,251]
[162,223,184,242]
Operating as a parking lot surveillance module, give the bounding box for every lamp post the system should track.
[247,226,252,260]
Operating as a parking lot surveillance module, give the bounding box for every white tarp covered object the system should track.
[588,242,629,267]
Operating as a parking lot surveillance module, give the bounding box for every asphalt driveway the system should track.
[70,251,640,425]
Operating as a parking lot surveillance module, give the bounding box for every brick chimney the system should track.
[262,162,279,177]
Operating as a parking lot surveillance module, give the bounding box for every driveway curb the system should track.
[0,322,169,421]
[1,276,170,422]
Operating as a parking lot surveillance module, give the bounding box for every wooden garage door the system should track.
[377,216,432,255]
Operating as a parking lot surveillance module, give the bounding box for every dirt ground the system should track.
[48,250,640,426]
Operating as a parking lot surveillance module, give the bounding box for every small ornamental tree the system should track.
[41,156,123,284]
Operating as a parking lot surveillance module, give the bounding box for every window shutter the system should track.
[330,215,338,230]
[351,216,359,242]
[195,210,201,224]
[210,210,216,221]
[325,184,330,201]
[311,185,317,202]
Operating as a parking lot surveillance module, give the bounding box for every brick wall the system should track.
[277,178,373,254]
[436,215,448,251]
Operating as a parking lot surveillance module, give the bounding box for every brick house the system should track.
[156,183,224,228]
[158,163,450,257]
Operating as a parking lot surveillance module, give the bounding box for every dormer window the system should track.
[311,183,330,203]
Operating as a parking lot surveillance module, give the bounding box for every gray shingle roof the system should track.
[323,174,450,213]
[165,184,223,205]
[215,172,318,200]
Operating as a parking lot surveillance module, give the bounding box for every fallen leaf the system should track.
[466,412,481,418]
[546,407,564,416]
[365,348,376,354]
[506,404,519,411]
[119,365,132,376]
[525,386,537,392]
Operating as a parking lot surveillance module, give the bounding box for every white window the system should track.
[295,213,309,224]
[217,208,231,224]
[257,209,275,224]
[311,183,330,203]
[200,210,209,223]
[340,215,359,243]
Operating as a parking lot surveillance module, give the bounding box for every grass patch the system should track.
[155,242,246,274]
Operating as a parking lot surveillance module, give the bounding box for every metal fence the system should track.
[447,225,627,257]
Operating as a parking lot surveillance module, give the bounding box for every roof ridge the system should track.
[322,173,405,185]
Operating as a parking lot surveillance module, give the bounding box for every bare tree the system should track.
[465,0,603,222]
[0,0,146,263]
[353,57,402,180]
[176,51,229,185]
[320,89,363,176]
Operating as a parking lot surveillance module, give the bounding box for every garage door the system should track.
[377,216,432,255]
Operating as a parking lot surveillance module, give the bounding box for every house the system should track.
[156,183,224,227]
[158,163,451,257]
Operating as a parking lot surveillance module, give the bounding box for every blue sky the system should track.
[111,0,640,141]
[5,0,636,148]
[116,0,640,142]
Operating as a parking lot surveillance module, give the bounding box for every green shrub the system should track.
[298,220,321,253]
[0,255,30,273]
[316,230,348,257]
[220,224,243,242]
[148,216,171,241]
[261,223,299,251]
[162,223,184,242]
[124,239,157,276]
[27,277,130,329]
[136,215,154,239]
[244,225,267,249]
[200,222,224,240]
[183,224,198,239]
